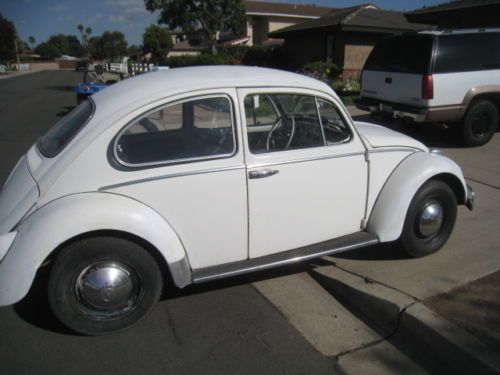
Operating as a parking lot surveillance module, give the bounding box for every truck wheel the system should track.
[48,237,162,335]
[400,180,457,258]
[462,100,498,146]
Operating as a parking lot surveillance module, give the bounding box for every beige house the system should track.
[243,1,335,46]
[168,0,335,56]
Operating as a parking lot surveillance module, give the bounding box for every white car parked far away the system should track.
[0,66,474,335]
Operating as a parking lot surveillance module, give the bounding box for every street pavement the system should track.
[0,71,336,375]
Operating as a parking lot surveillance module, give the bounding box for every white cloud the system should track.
[108,14,127,23]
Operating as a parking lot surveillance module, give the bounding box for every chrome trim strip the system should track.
[369,147,421,154]
[247,151,365,169]
[192,234,379,284]
[99,165,245,191]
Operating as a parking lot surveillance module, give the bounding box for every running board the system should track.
[192,232,378,284]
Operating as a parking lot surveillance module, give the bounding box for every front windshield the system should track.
[37,100,94,157]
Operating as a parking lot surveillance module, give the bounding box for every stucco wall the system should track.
[342,32,383,71]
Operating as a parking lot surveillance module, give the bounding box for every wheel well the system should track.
[469,93,500,115]
[43,230,173,283]
[430,173,466,205]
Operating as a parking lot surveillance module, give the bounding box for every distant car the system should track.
[355,29,500,146]
[0,66,473,335]
[74,70,127,104]
[74,60,89,72]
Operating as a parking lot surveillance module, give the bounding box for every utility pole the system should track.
[14,37,21,69]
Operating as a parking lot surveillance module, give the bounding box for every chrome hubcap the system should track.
[418,200,444,238]
[75,261,141,319]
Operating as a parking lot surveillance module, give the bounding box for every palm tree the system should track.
[28,36,35,50]
[77,24,84,43]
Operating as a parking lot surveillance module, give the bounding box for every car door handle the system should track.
[248,169,279,179]
[385,77,392,84]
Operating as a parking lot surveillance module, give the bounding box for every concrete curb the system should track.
[311,266,500,375]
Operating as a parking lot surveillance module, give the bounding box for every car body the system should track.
[355,29,500,146]
[74,70,127,104]
[0,66,474,335]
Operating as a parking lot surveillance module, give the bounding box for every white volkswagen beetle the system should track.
[0,66,473,335]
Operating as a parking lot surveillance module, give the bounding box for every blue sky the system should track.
[1,0,444,46]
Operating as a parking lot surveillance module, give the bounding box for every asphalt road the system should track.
[0,71,336,375]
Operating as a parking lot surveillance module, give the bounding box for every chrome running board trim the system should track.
[192,232,378,284]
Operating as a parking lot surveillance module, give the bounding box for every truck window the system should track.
[364,35,434,74]
[434,33,500,73]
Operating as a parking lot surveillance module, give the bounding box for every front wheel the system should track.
[48,237,163,335]
[399,180,457,258]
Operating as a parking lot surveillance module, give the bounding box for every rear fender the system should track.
[0,192,190,306]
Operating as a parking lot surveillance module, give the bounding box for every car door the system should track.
[238,87,368,258]
[109,89,248,270]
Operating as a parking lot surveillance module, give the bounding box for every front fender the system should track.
[367,152,467,242]
[0,192,191,306]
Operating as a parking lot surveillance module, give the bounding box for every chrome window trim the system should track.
[315,97,353,146]
[113,93,238,169]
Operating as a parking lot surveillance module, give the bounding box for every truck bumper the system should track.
[354,97,465,123]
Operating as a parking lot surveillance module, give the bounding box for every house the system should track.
[405,0,500,29]
[243,0,335,46]
[168,0,335,56]
[269,5,427,79]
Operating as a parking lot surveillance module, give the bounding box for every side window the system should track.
[317,99,351,144]
[116,96,235,165]
[244,93,324,154]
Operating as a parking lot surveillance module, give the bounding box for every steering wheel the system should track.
[266,114,296,151]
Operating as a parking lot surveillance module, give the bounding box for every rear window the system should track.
[364,34,434,74]
[434,33,500,73]
[38,100,94,157]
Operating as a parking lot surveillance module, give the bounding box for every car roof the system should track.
[91,66,335,119]
[419,28,500,36]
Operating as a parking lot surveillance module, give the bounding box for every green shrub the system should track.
[332,76,360,93]
[299,61,340,82]
[161,54,229,67]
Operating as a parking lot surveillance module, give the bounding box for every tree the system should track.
[142,24,173,63]
[127,44,142,61]
[77,24,93,47]
[35,42,61,59]
[28,36,36,50]
[88,31,128,61]
[0,12,17,61]
[144,0,246,54]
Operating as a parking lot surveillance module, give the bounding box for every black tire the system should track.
[461,100,498,147]
[400,180,457,258]
[48,237,163,335]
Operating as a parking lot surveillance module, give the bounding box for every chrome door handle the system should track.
[248,169,279,179]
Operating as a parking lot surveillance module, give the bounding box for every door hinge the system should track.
[364,150,370,162]
[360,218,368,229]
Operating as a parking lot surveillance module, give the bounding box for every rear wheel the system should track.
[48,237,163,335]
[461,100,498,147]
[400,180,457,258]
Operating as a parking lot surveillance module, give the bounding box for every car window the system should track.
[244,95,280,127]
[244,93,324,154]
[116,96,235,166]
[434,33,500,73]
[364,34,433,74]
[38,99,94,157]
[317,99,351,144]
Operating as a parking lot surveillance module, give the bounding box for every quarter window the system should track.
[244,94,324,154]
[317,99,351,144]
[115,96,235,165]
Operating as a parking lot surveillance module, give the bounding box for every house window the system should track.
[326,34,334,63]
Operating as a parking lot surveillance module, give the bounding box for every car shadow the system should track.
[13,243,409,335]
[351,113,466,149]
[45,85,76,92]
